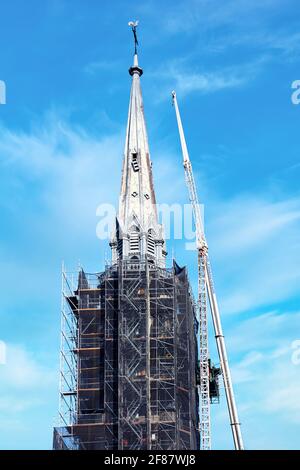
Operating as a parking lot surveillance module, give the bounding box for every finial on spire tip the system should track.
[128,21,143,76]
[128,20,139,55]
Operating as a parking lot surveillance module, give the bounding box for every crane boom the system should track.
[172,91,244,451]
[172,92,206,250]
[172,90,210,450]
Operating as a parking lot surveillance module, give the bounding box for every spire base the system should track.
[129,66,143,76]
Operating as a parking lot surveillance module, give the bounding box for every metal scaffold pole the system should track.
[171,91,244,451]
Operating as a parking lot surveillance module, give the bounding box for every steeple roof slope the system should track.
[118,53,158,233]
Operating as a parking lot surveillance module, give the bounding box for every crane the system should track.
[171,91,244,451]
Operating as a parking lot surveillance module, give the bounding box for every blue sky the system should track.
[0,0,300,450]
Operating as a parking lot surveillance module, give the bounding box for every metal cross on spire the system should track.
[128,20,139,54]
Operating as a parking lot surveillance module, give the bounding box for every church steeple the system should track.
[110,22,166,267]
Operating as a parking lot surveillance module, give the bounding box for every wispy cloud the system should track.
[146,0,300,88]
[151,57,267,98]
[204,29,300,61]
[0,344,56,449]
[0,344,56,390]
[211,308,300,449]
[0,113,126,310]
[161,0,294,36]
[0,343,56,424]
[227,311,300,355]
[263,31,300,59]
[210,196,300,255]
[165,65,245,96]
[207,194,300,314]
[0,113,122,237]
[219,309,300,448]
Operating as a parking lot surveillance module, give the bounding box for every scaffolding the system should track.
[53,259,200,450]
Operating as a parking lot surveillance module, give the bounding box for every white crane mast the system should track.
[172,91,244,451]
[171,92,211,450]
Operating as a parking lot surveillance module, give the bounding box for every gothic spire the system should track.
[110,22,166,267]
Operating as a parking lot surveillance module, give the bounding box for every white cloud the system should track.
[220,30,300,58]
[153,63,248,99]
[207,195,300,314]
[211,309,300,448]
[162,0,291,36]
[147,0,300,92]
[232,351,264,383]
[234,350,300,448]
[0,397,42,414]
[0,344,56,390]
[0,345,56,445]
[0,114,123,241]
[267,31,300,56]
[263,360,300,423]
[0,343,57,434]
[165,66,245,96]
[0,114,128,309]
[150,55,268,99]
[227,311,299,354]
[210,196,300,254]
